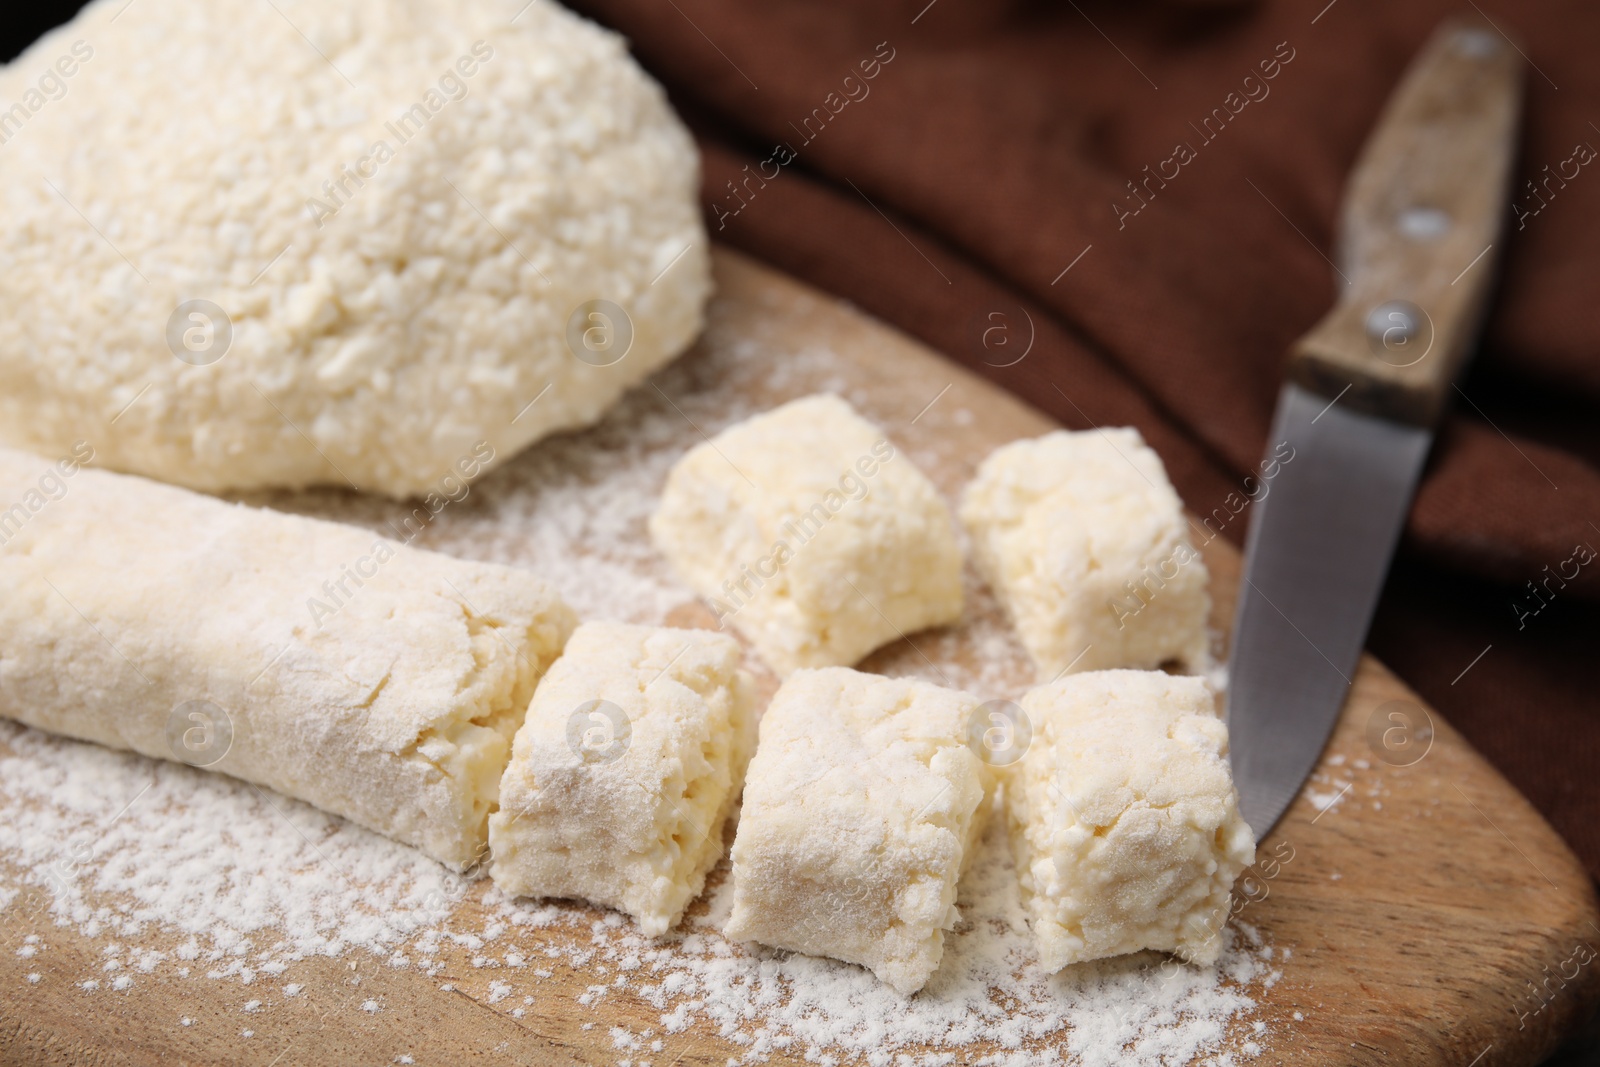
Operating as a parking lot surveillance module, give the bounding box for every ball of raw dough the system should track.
[0,0,710,496]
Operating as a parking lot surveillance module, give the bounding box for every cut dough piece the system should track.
[0,446,574,870]
[649,394,963,675]
[0,0,709,496]
[489,622,756,935]
[1008,670,1254,971]
[724,667,990,994]
[960,428,1210,680]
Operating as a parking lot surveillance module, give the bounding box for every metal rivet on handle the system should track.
[1364,299,1434,367]
[1397,206,1450,241]
[1455,29,1499,58]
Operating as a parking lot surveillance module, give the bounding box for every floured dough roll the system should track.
[0,0,709,497]
[0,446,575,869]
[490,622,756,934]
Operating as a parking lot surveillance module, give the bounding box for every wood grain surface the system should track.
[1,248,1596,1066]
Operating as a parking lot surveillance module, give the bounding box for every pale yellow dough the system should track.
[724,667,990,994]
[960,428,1210,680]
[1008,670,1254,971]
[649,394,963,676]
[489,622,756,935]
[0,446,574,869]
[0,0,710,496]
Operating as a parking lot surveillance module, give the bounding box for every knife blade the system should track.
[1226,16,1521,841]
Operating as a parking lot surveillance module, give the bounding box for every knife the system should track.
[1226,16,1521,842]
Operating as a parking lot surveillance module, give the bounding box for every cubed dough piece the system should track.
[489,622,757,935]
[649,394,963,676]
[724,667,990,994]
[1008,670,1255,971]
[960,428,1210,680]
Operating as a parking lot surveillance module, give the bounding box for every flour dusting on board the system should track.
[0,275,1277,1063]
[0,730,1273,1064]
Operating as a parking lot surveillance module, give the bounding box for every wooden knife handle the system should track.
[1288,16,1522,426]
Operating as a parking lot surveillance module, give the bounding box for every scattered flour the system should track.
[545,810,1276,1067]
[0,294,1280,1063]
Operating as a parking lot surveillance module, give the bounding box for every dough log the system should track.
[0,446,575,869]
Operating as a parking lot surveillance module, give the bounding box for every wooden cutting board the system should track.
[1,247,1596,1066]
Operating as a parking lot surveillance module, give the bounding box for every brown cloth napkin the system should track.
[570,0,1600,884]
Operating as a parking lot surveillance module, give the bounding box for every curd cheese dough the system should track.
[0,0,710,497]
[649,394,963,675]
[960,428,1210,679]
[1008,670,1254,971]
[489,622,756,934]
[724,667,989,994]
[0,447,575,869]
